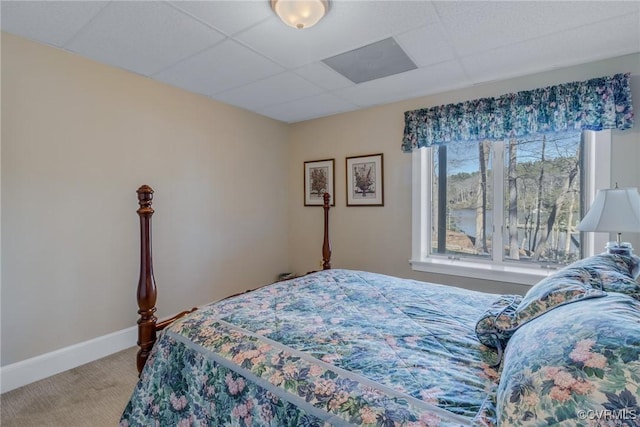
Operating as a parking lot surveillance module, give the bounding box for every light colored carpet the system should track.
[1,346,139,427]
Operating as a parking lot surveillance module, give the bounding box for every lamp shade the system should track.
[577,187,640,233]
[271,0,328,29]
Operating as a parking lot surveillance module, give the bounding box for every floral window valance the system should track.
[402,73,634,153]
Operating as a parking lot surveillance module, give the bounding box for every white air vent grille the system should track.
[322,37,417,84]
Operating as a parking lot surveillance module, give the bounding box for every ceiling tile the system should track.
[236,0,440,68]
[0,1,108,46]
[258,93,359,123]
[337,60,469,107]
[234,18,331,68]
[437,2,547,56]
[461,12,640,84]
[3,1,638,123]
[168,1,273,35]
[154,40,284,96]
[293,62,354,91]
[395,22,457,67]
[434,1,639,28]
[513,1,640,30]
[65,1,225,76]
[436,1,640,57]
[213,72,325,111]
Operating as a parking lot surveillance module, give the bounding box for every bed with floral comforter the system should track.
[121,253,640,426]
[121,269,502,426]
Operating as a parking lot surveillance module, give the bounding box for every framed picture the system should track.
[346,153,384,206]
[304,158,335,206]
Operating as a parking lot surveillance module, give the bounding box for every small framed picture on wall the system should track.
[304,158,335,206]
[346,153,384,206]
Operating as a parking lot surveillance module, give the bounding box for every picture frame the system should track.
[346,153,384,206]
[304,158,335,206]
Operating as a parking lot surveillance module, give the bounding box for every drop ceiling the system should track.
[2,1,639,123]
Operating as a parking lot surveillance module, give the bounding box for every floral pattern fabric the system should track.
[475,295,523,351]
[482,253,640,426]
[511,264,608,329]
[480,253,639,343]
[573,253,640,299]
[497,294,640,426]
[121,269,502,426]
[402,73,634,152]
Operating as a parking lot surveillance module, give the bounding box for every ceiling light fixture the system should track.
[271,0,329,30]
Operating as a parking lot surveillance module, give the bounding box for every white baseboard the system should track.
[1,326,137,394]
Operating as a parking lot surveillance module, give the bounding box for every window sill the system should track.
[409,257,558,286]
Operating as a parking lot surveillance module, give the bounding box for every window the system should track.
[411,130,611,285]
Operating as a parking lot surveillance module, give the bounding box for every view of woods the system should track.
[432,133,582,265]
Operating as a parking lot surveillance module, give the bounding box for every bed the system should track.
[121,185,640,426]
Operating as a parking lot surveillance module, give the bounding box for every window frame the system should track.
[410,130,611,285]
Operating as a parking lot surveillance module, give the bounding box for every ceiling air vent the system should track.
[322,37,417,84]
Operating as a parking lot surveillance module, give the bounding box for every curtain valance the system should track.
[402,73,634,153]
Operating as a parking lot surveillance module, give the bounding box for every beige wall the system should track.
[289,53,640,295]
[1,33,290,365]
[2,31,639,367]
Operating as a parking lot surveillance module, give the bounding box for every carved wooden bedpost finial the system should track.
[136,185,157,375]
[322,192,332,270]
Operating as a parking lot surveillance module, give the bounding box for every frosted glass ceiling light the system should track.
[271,0,329,29]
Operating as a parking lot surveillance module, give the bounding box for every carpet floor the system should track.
[1,346,139,427]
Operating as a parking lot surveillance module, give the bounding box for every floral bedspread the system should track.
[120,269,501,426]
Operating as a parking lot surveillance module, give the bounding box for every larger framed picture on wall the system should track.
[304,158,335,206]
[346,153,384,206]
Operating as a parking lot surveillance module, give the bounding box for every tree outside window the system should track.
[431,132,582,266]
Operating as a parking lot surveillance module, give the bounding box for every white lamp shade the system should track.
[271,0,328,29]
[577,187,640,233]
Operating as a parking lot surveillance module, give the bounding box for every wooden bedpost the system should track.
[322,192,332,270]
[136,185,157,375]
[133,185,327,373]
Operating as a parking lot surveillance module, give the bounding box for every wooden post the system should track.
[136,185,157,375]
[322,192,332,270]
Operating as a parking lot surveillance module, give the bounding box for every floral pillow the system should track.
[512,264,607,329]
[475,264,607,352]
[476,254,638,361]
[475,294,522,349]
[496,294,640,426]
[575,253,640,300]
[590,269,640,301]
